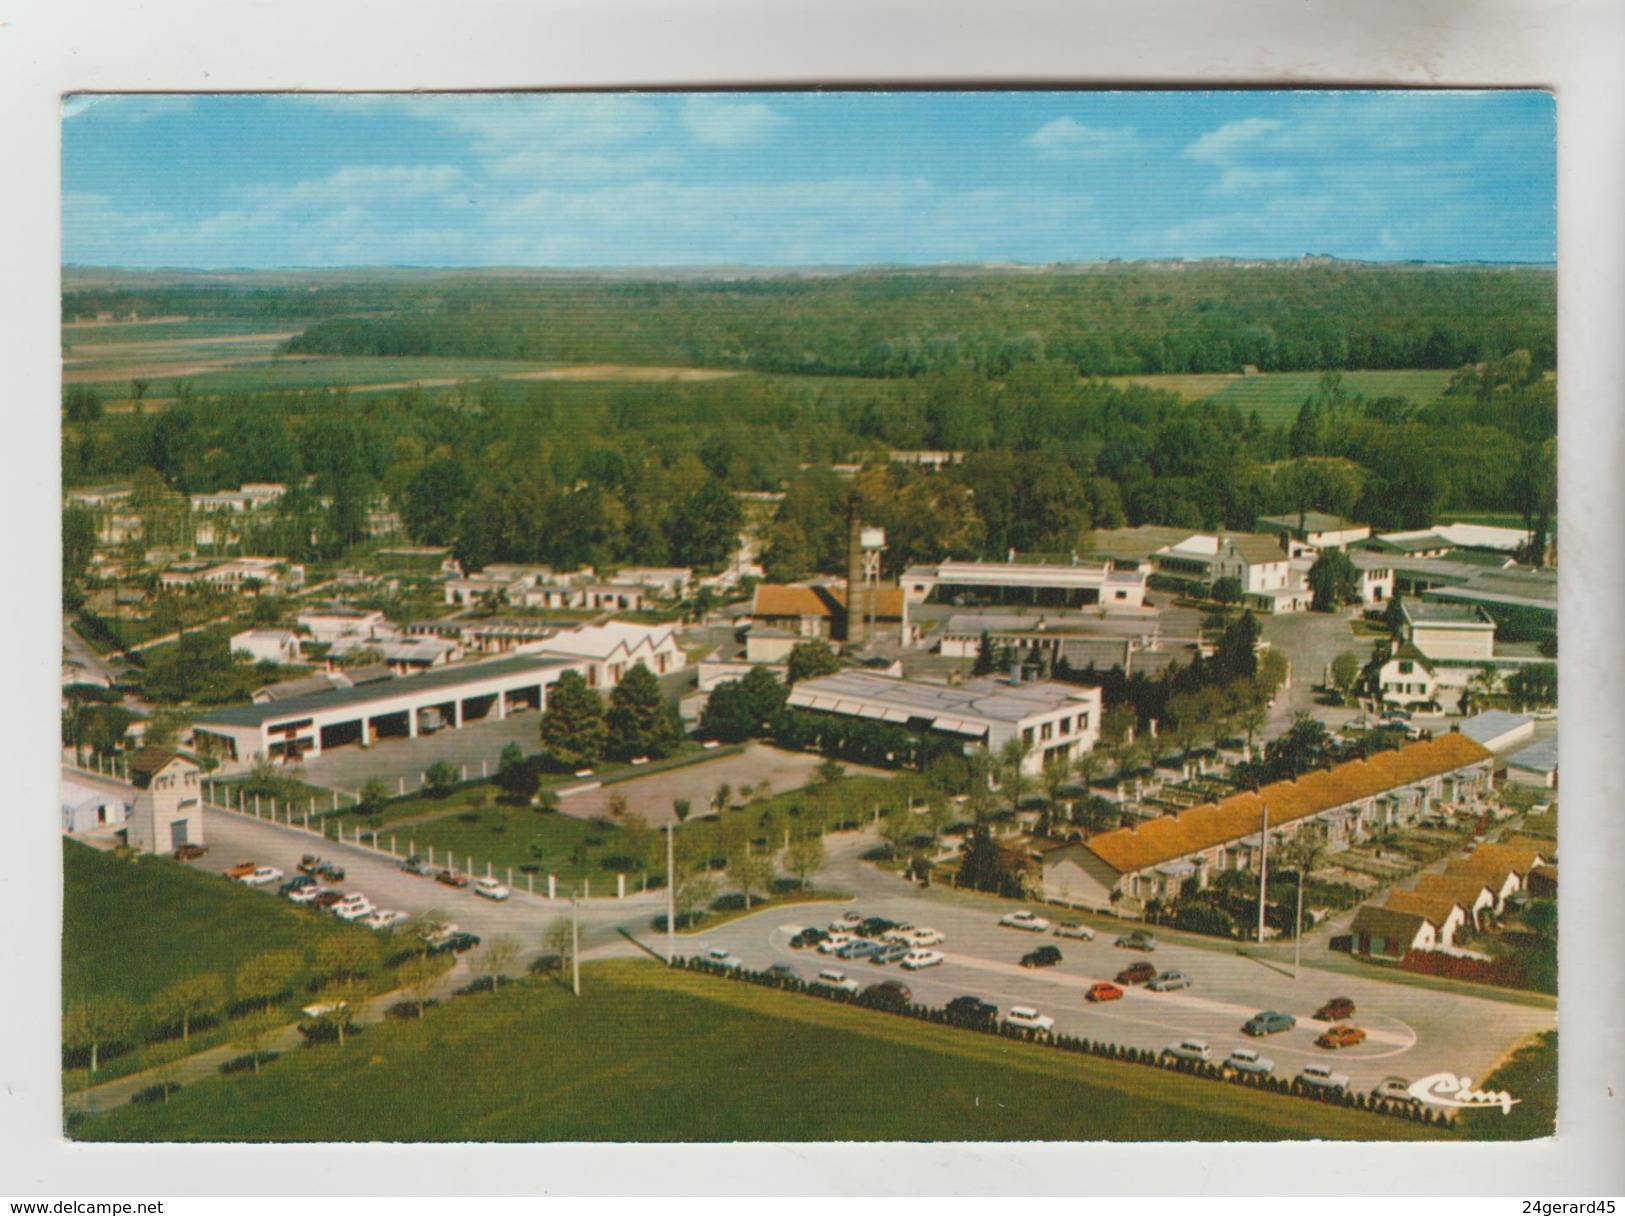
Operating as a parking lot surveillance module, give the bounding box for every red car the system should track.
[435,869,471,889]
[173,844,208,861]
[1316,1024,1368,1050]
[221,860,257,880]
[1116,960,1157,985]
[1315,997,1357,1022]
[1086,981,1124,1003]
[310,890,345,911]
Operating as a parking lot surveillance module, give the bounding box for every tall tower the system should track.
[845,511,886,650]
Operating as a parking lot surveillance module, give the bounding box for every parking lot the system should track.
[684,893,1556,1106]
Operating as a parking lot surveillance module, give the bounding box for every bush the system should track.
[528,953,565,976]
[130,1081,182,1105]
[219,1051,280,1075]
[385,1000,439,1021]
[297,1019,358,1045]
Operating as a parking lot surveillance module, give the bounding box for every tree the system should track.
[65,994,138,1075]
[538,669,607,769]
[672,798,692,823]
[1383,592,1408,636]
[1210,576,1243,606]
[499,742,525,772]
[1329,652,1362,702]
[1308,549,1359,612]
[879,806,917,859]
[475,935,522,990]
[784,835,826,889]
[814,758,846,787]
[158,973,225,1044]
[711,783,733,816]
[542,917,576,975]
[972,631,997,677]
[357,777,390,817]
[424,760,460,796]
[666,477,744,569]
[604,663,679,761]
[738,664,789,721]
[996,735,1030,811]
[315,934,380,989]
[674,870,718,927]
[400,955,441,1017]
[231,1007,282,1075]
[786,640,841,686]
[698,680,760,744]
[497,757,540,804]
[957,826,1032,898]
[233,949,302,1013]
[1505,662,1557,709]
[727,845,775,909]
[1212,612,1261,682]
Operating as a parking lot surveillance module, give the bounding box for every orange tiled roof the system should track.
[1414,873,1494,906]
[1468,842,1548,876]
[1382,890,1463,926]
[752,583,905,620]
[1444,859,1518,890]
[1084,734,1492,875]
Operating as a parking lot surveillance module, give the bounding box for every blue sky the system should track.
[61,91,1555,268]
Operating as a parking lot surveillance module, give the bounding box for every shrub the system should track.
[130,1081,182,1105]
[219,1051,280,1075]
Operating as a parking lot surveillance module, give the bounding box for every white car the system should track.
[999,910,1051,932]
[1297,1063,1351,1093]
[1224,1048,1274,1076]
[364,909,410,931]
[333,894,375,922]
[301,999,348,1019]
[1002,1006,1055,1036]
[829,912,865,932]
[705,947,744,970]
[812,968,860,994]
[1053,921,1096,940]
[1162,1039,1212,1064]
[285,885,321,905]
[900,949,944,970]
[473,877,512,901]
[817,932,854,955]
[890,927,944,948]
[1147,969,1193,992]
[239,866,284,887]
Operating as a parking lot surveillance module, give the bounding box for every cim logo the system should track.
[1407,1071,1520,1114]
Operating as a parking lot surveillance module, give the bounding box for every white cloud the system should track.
[232,165,468,210]
[680,96,787,148]
[1183,117,1285,163]
[1025,118,1139,160]
[1213,167,1297,195]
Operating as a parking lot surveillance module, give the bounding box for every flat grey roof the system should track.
[1424,569,1558,613]
[1257,512,1366,533]
[196,654,573,728]
[1457,710,1534,746]
[788,670,1094,728]
[1505,734,1558,773]
[1404,600,1492,625]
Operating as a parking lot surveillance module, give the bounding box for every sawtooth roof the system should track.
[1084,733,1492,875]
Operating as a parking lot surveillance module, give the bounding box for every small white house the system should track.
[230,629,302,665]
[61,779,128,834]
[1377,645,1440,708]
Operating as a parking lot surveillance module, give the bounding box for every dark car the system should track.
[858,917,899,939]
[944,995,999,1032]
[1020,945,1064,969]
[868,940,911,966]
[172,844,208,861]
[400,856,433,876]
[1316,997,1357,1022]
[278,875,318,896]
[790,927,829,950]
[859,980,913,1012]
[1114,929,1157,952]
[310,890,345,911]
[1116,960,1158,985]
[430,931,481,955]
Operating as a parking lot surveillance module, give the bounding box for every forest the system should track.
[60,265,1557,580]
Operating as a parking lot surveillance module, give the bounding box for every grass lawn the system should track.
[1455,1032,1557,1140]
[1205,369,1456,427]
[386,804,647,893]
[70,959,1451,1142]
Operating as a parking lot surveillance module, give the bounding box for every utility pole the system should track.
[665,821,676,965]
[571,893,581,997]
[1256,801,1270,946]
[1294,858,1305,979]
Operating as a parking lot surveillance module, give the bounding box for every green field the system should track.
[70,958,1449,1142]
[1206,369,1457,426]
[63,839,369,1007]
[60,318,299,347]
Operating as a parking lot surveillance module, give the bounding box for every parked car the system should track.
[830,911,865,931]
[765,963,798,982]
[1002,1006,1055,1038]
[888,926,944,948]
[1316,1024,1368,1050]
[810,968,860,995]
[286,885,322,905]
[944,995,998,1031]
[298,855,345,881]
[858,917,899,938]
[817,932,854,955]
[333,895,376,922]
[301,999,349,1019]
[1161,1039,1212,1064]
[473,877,511,901]
[279,875,317,897]
[1297,1063,1351,1093]
[1243,1010,1297,1036]
[1020,945,1063,969]
[1086,981,1124,1003]
[1114,929,1157,951]
[429,931,481,955]
[1371,1076,1421,1106]
[239,866,285,887]
[173,844,208,861]
[704,947,744,970]
[860,980,913,1011]
[400,856,433,876]
[836,937,882,960]
[1054,921,1096,940]
[790,927,829,950]
[310,890,345,911]
[900,949,944,970]
[1315,996,1356,1021]
[364,909,409,931]
[435,869,471,889]
[1115,960,1157,985]
[1147,969,1192,992]
[222,861,258,880]
[999,910,1051,932]
[868,940,911,966]
[1224,1048,1274,1076]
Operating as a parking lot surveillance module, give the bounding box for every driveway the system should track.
[1259,612,1377,739]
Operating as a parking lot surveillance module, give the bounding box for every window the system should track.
[1398,661,1413,674]
[1022,727,1034,748]
[1040,722,1053,741]
[1060,716,1072,735]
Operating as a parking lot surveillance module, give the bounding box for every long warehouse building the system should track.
[192,654,577,766]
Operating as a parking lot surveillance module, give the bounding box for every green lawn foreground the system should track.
[73,958,1450,1143]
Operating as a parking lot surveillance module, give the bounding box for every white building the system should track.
[786,669,1102,775]
[1376,644,1440,708]
[160,557,304,594]
[1255,511,1372,552]
[189,483,287,513]
[525,621,686,689]
[61,778,128,834]
[126,748,204,853]
[901,558,1148,609]
[1153,532,1309,614]
[230,629,302,665]
[297,608,394,647]
[1402,600,1497,662]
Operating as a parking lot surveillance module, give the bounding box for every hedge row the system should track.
[677,957,1455,1129]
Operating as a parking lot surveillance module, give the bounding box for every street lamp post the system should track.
[1256,801,1270,946]
[570,893,580,997]
[665,821,676,965]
